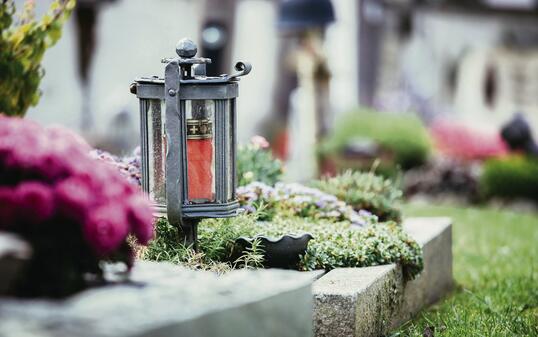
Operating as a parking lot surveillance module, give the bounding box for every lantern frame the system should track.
[131,38,251,247]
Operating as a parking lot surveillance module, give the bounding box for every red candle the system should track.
[187,138,213,201]
[186,117,213,201]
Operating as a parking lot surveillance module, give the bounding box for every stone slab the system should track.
[313,217,453,337]
[0,261,317,337]
[0,233,32,296]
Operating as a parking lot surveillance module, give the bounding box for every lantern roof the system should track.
[132,38,251,91]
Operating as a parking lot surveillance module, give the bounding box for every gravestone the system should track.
[0,261,317,337]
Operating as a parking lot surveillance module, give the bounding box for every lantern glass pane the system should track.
[185,100,216,204]
[147,99,166,204]
[226,100,234,201]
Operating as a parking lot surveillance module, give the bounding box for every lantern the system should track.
[131,38,251,248]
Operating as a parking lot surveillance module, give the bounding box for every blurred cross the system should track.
[189,124,199,134]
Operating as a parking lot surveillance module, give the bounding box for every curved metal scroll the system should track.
[227,61,252,80]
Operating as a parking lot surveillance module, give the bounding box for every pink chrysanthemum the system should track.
[15,182,55,225]
[84,205,129,255]
[54,176,96,220]
[0,187,17,227]
[125,195,155,245]
[0,115,155,283]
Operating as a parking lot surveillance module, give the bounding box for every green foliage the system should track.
[320,109,431,172]
[0,0,75,116]
[264,217,423,280]
[143,215,265,272]
[479,155,538,202]
[394,204,538,337]
[237,143,283,187]
[311,170,403,222]
[144,214,424,280]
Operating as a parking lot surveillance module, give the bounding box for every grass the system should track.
[392,203,538,337]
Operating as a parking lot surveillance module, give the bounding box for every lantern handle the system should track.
[226,61,252,81]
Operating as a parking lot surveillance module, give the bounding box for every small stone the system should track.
[0,232,32,296]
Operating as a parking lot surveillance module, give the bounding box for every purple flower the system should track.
[240,205,256,213]
[358,210,374,218]
[236,181,372,226]
[90,148,143,187]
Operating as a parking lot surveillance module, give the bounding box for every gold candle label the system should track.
[187,118,213,140]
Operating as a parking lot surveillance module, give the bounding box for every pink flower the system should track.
[55,177,95,221]
[0,187,17,227]
[32,153,70,181]
[84,205,129,255]
[0,115,155,264]
[430,120,508,161]
[250,135,270,149]
[125,195,154,245]
[46,125,91,153]
[15,182,55,224]
[100,178,130,200]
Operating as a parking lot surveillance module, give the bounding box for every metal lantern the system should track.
[130,38,251,248]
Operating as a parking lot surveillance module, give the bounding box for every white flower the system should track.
[250,135,270,149]
[242,171,254,181]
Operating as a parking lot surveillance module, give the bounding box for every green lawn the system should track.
[392,204,538,337]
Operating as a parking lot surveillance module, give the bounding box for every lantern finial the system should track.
[176,38,198,58]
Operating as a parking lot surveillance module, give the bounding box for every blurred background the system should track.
[14,0,538,202]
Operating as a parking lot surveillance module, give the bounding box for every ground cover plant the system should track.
[392,204,538,337]
[237,181,377,227]
[143,213,424,280]
[0,0,75,116]
[311,170,403,222]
